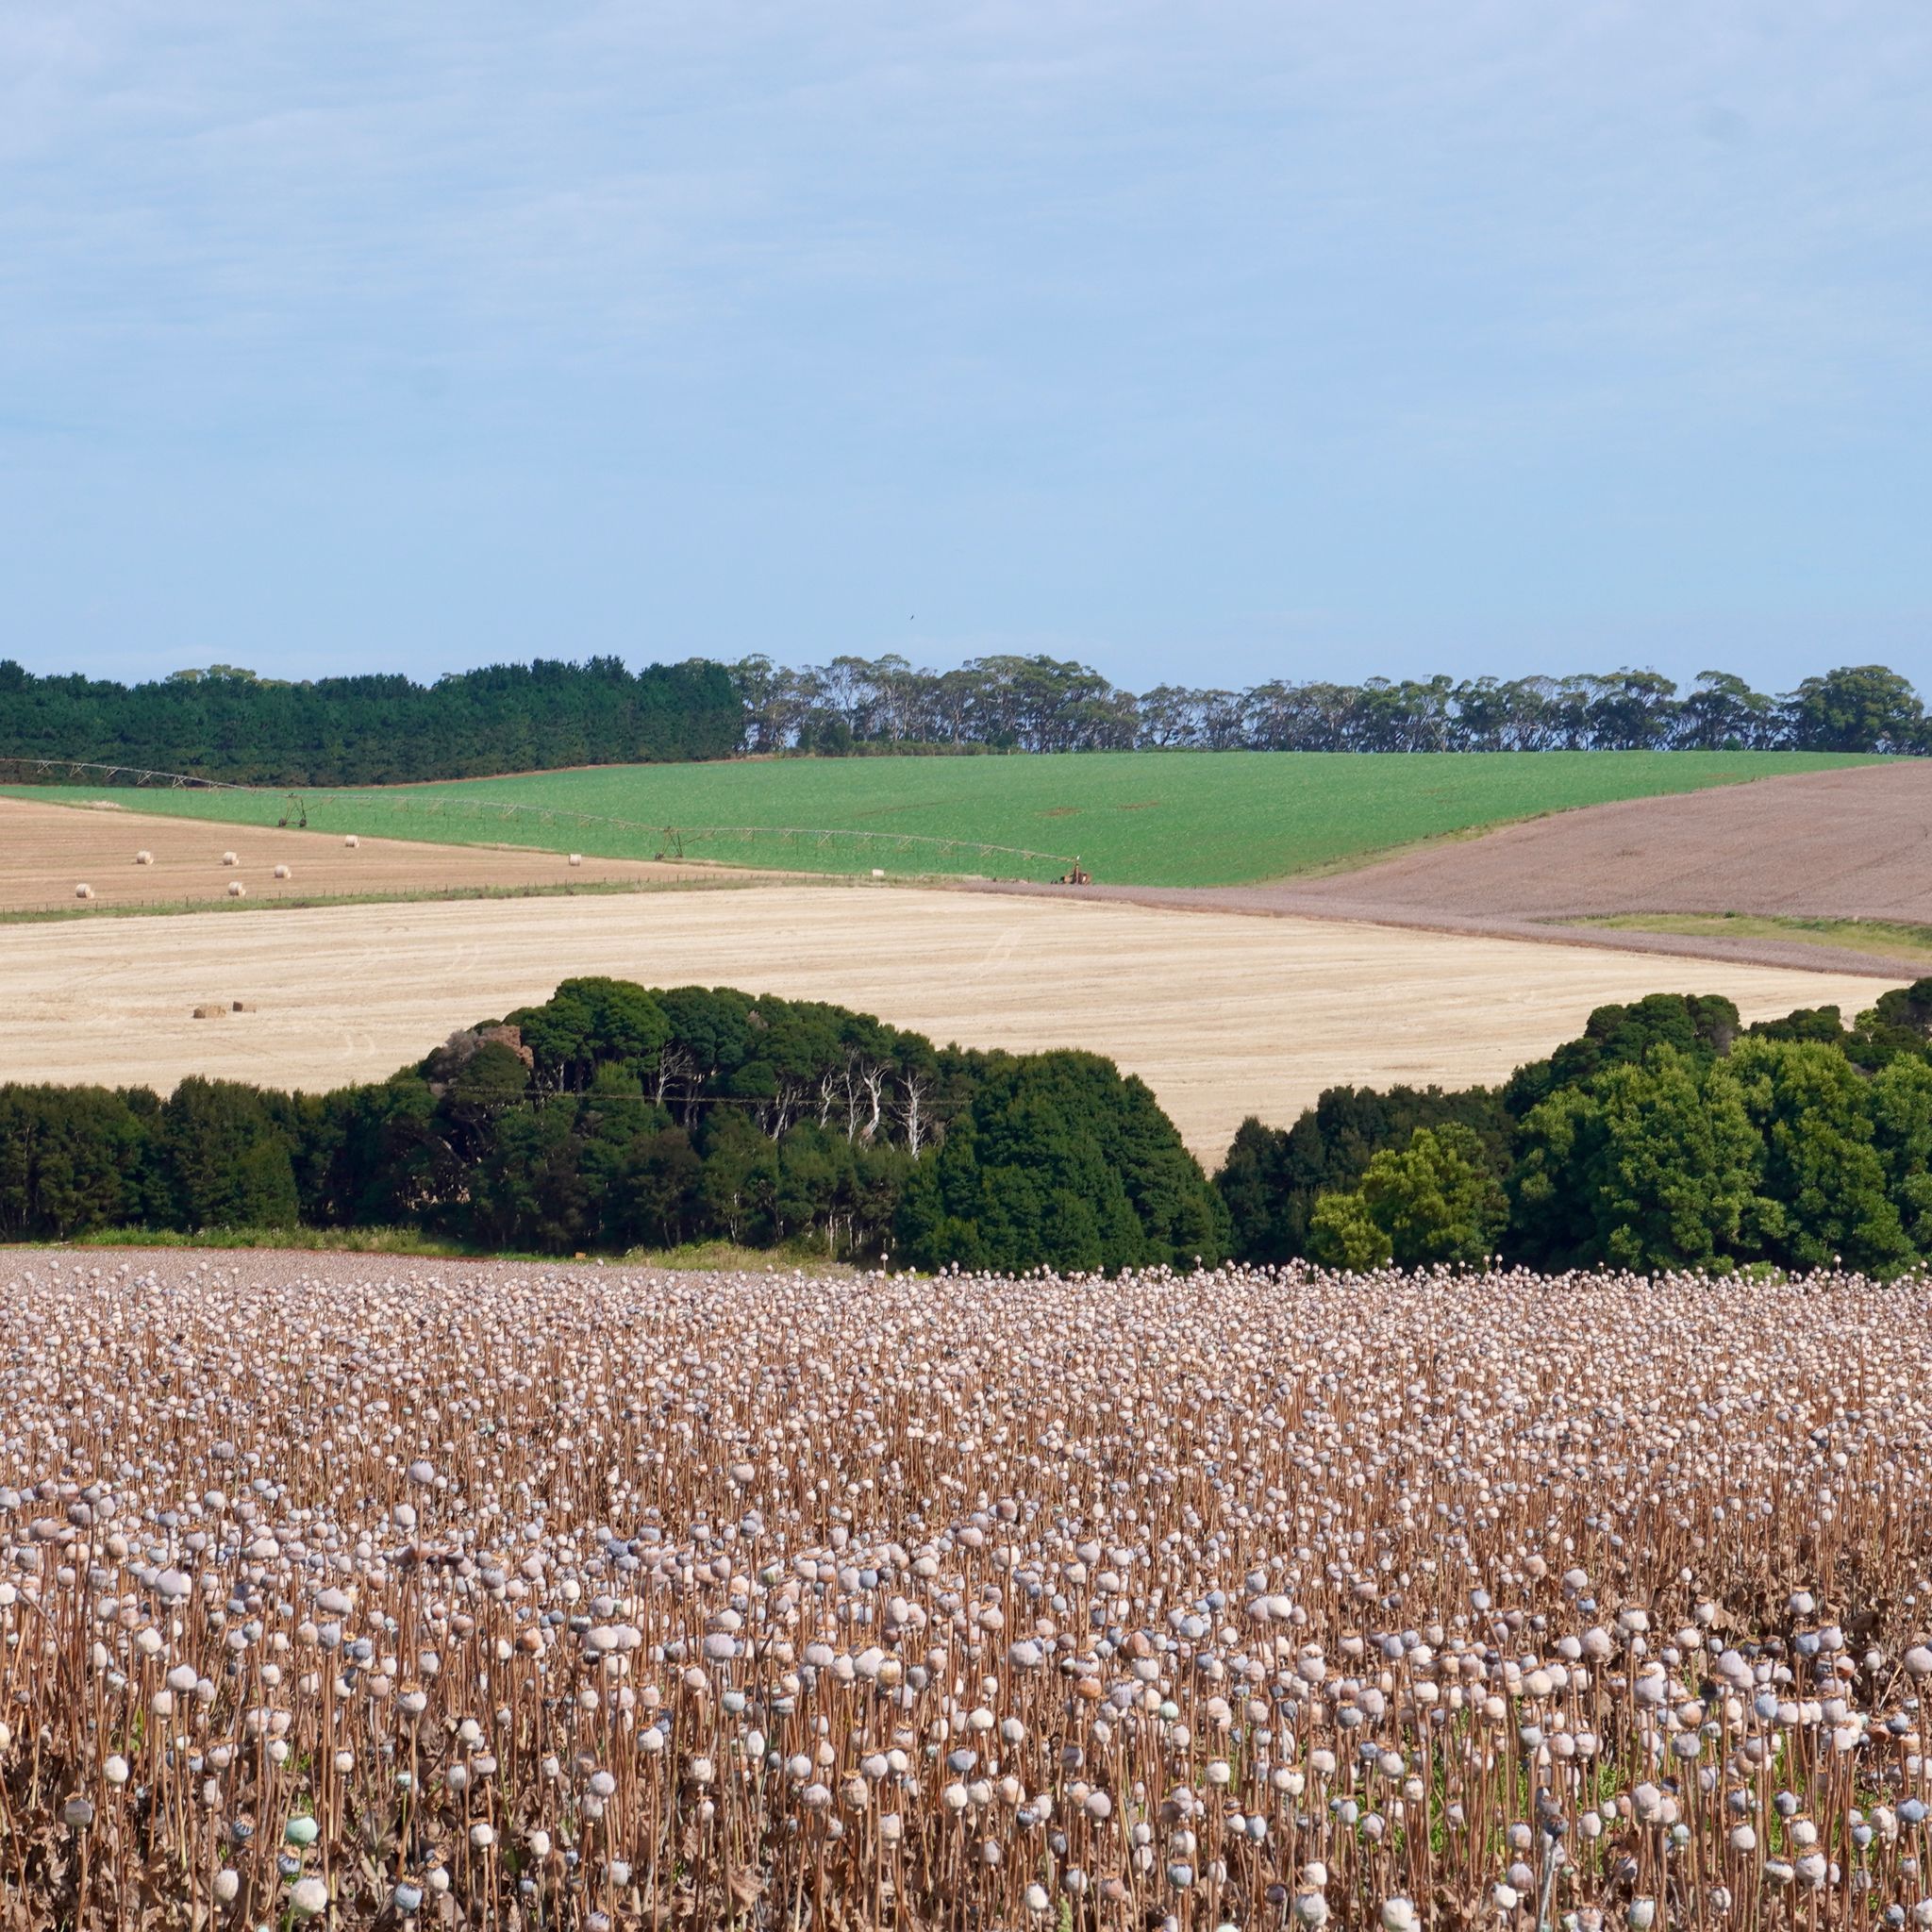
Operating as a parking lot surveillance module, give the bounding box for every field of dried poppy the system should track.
[3,1251,1929,1927]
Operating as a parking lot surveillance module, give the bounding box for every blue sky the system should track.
[3,2,1928,693]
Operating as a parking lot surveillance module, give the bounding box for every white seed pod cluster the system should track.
[3,1255,1932,1924]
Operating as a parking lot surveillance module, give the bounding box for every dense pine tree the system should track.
[0,658,741,784]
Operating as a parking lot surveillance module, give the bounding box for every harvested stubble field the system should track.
[6,1250,1932,1929]
[0,889,1893,1159]
[2,749,1883,888]
[0,798,722,914]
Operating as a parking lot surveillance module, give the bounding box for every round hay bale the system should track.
[226,880,246,899]
[273,863,291,880]
[134,850,154,866]
[343,835,358,849]
[568,853,583,868]
[75,882,94,900]
[220,851,239,867]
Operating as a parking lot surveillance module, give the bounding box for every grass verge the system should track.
[1572,911,1932,969]
[1,1227,860,1272]
[5,1225,475,1257]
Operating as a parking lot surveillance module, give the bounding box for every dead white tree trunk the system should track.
[653,1043,697,1108]
[859,1062,888,1144]
[899,1072,931,1158]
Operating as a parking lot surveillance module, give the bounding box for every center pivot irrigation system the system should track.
[0,758,1095,883]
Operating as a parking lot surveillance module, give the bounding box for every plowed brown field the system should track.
[1291,759,1932,919]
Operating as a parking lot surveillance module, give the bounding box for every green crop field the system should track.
[3,750,1888,889]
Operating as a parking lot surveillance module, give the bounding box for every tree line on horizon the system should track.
[4,974,1932,1278]
[0,654,1924,790]
[729,654,1928,756]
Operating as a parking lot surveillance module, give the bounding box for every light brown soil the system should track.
[0,887,1893,1159]
[1291,760,1932,918]
[975,761,1932,977]
[0,796,723,910]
